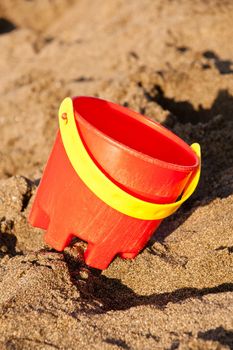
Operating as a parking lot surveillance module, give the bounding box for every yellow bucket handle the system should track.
[59,97,201,221]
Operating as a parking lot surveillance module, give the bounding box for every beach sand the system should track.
[0,1,233,349]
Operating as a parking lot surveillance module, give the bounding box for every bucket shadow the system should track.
[68,262,233,313]
[63,246,233,313]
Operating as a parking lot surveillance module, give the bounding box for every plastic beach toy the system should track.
[29,96,201,269]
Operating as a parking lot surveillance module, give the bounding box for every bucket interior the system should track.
[73,97,197,169]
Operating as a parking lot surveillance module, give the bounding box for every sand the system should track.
[0,0,233,349]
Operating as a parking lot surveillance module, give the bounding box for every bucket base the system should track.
[29,198,160,270]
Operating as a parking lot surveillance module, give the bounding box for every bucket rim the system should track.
[72,96,199,173]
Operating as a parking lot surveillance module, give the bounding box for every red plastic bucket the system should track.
[29,96,200,269]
